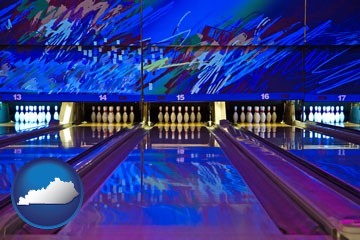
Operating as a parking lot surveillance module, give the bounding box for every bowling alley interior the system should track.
[1,1,360,240]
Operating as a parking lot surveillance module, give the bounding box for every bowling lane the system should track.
[61,126,282,239]
[327,122,360,131]
[237,123,360,190]
[0,123,124,200]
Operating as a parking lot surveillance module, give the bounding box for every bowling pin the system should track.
[170,106,176,123]
[164,106,170,123]
[266,106,272,123]
[108,106,115,123]
[91,106,96,122]
[246,106,253,123]
[334,106,340,123]
[196,106,201,123]
[29,106,34,123]
[123,106,128,123]
[330,106,335,123]
[14,105,20,122]
[339,106,345,123]
[190,106,196,123]
[272,106,277,123]
[34,106,38,123]
[96,106,102,122]
[233,106,239,124]
[309,106,314,121]
[54,106,59,120]
[177,106,183,124]
[260,106,266,123]
[184,106,190,123]
[321,106,326,123]
[302,106,306,122]
[129,106,135,124]
[42,106,46,123]
[158,106,163,123]
[46,106,51,123]
[37,106,42,123]
[253,106,260,123]
[326,106,331,123]
[115,106,121,123]
[240,106,246,123]
[24,106,29,123]
[102,106,108,123]
[19,106,25,123]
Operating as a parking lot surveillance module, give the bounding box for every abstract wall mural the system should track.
[306,0,360,45]
[305,46,360,95]
[142,0,305,46]
[0,0,359,100]
[0,0,141,46]
[0,45,141,94]
[143,46,304,95]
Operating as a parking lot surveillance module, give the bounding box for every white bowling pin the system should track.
[54,106,59,120]
[272,106,277,123]
[115,106,121,123]
[34,106,38,123]
[233,106,238,124]
[170,106,176,123]
[19,106,25,123]
[246,106,253,123]
[29,106,34,123]
[240,106,246,123]
[164,106,170,123]
[37,106,42,123]
[96,106,102,122]
[266,106,272,123]
[91,106,96,122]
[302,106,306,122]
[108,106,115,123]
[260,106,266,123]
[309,106,314,121]
[129,106,135,124]
[158,106,163,123]
[24,106,29,123]
[184,106,189,123]
[334,106,340,123]
[190,106,196,123]
[330,106,335,123]
[196,106,201,123]
[42,106,46,123]
[14,105,20,122]
[46,106,51,123]
[177,106,183,123]
[339,106,345,123]
[253,106,260,123]
[123,106,128,123]
[321,106,326,123]
[102,106,108,123]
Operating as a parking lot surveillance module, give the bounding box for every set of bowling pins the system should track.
[158,106,202,124]
[233,106,277,124]
[91,105,135,124]
[304,106,345,123]
[14,105,59,124]
[158,124,202,140]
